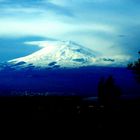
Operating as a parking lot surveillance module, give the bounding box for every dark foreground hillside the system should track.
[0,66,139,96]
[0,66,140,132]
[0,95,140,130]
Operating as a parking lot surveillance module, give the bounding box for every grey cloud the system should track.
[0,0,74,17]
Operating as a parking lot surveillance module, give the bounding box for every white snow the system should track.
[8,40,127,68]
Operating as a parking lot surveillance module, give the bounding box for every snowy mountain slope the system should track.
[8,40,126,68]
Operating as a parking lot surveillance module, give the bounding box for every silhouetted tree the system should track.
[127,51,140,83]
[98,77,105,105]
[104,76,115,107]
[98,75,121,108]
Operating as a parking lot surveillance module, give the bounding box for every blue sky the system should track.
[0,0,140,63]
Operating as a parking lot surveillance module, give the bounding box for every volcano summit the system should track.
[8,40,117,69]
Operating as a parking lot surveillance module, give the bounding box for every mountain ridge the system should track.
[8,40,124,69]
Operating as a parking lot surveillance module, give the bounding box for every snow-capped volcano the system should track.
[8,40,119,68]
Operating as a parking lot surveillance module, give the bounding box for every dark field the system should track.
[0,66,140,131]
[0,96,140,130]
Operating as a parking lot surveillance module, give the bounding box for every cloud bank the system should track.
[0,0,140,62]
